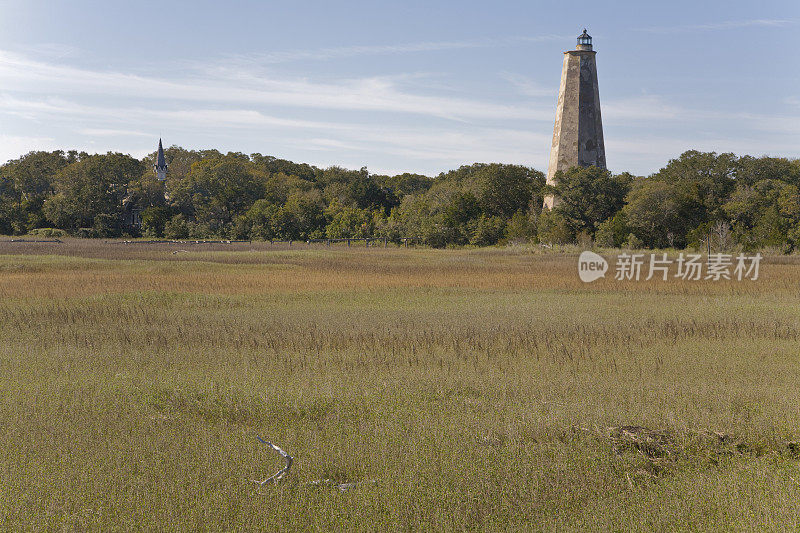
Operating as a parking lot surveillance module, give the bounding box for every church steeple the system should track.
[154,138,168,182]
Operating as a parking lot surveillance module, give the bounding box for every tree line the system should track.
[0,147,798,251]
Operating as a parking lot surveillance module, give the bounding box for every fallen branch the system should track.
[251,436,293,486]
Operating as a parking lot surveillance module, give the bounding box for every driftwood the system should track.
[250,436,378,491]
[251,436,293,486]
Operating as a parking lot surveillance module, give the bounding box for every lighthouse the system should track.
[154,138,168,182]
[543,29,606,209]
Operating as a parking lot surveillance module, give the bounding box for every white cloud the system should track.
[0,135,57,164]
[637,18,795,34]
[76,128,152,138]
[0,41,797,175]
[602,95,686,121]
[0,49,549,121]
[225,34,568,65]
[501,72,554,98]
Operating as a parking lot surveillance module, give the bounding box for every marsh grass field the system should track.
[1,240,800,530]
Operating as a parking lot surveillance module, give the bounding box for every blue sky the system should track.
[0,0,797,176]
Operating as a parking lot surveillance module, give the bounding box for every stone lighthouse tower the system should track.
[543,29,606,209]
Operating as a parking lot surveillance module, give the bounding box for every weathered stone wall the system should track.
[543,50,605,209]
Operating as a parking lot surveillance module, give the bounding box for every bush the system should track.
[470,215,506,246]
[595,213,630,248]
[505,211,537,243]
[624,233,643,249]
[141,207,172,238]
[537,209,572,244]
[163,214,190,239]
[28,228,68,238]
[92,213,121,237]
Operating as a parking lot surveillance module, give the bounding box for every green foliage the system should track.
[164,214,190,239]
[550,166,632,237]
[2,147,799,250]
[92,212,122,238]
[650,150,737,224]
[242,199,281,240]
[179,155,268,234]
[537,209,571,245]
[623,178,699,249]
[141,207,172,238]
[41,194,72,230]
[27,227,68,238]
[0,151,70,234]
[250,153,320,182]
[375,172,434,197]
[735,155,800,188]
[471,163,543,219]
[470,215,506,246]
[277,191,326,240]
[624,232,643,249]
[724,180,800,250]
[325,203,373,239]
[45,153,143,230]
[594,212,630,248]
[504,211,537,243]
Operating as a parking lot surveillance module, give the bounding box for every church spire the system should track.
[154,138,168,181]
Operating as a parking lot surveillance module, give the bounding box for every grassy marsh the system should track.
[1,240,799,530]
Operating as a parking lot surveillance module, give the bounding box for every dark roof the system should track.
[156,138,167,169]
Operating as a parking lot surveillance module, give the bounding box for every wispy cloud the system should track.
[76,128,152,138]
[602,95,686,121]
[226,34,567,65]
[0,135,57,164]
[1,36,797,175]
[0,49,550,122]
[0,90,553,172]
[501,72,554,98]
[785,96,800,108]
[637,18,795,34]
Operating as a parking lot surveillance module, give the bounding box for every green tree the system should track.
[140,206,172,238]
[471,164,544,219]
[470,215,506,246]
[274,191,326,240]
[724,180,799,250]
[375,173,434,197]
[651,150,737,222]
[735,155,800,188]
[550,166,632,237]
[505,211,537,243]
[594,212,630,248]
[325,204,373,238]
[0,151,70,234]
[163,214,190,239]
[537,209,571,244]
[180,154,267,234]
[43,153,143,232]
[623,178,699,248]
[242,199,282,240]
